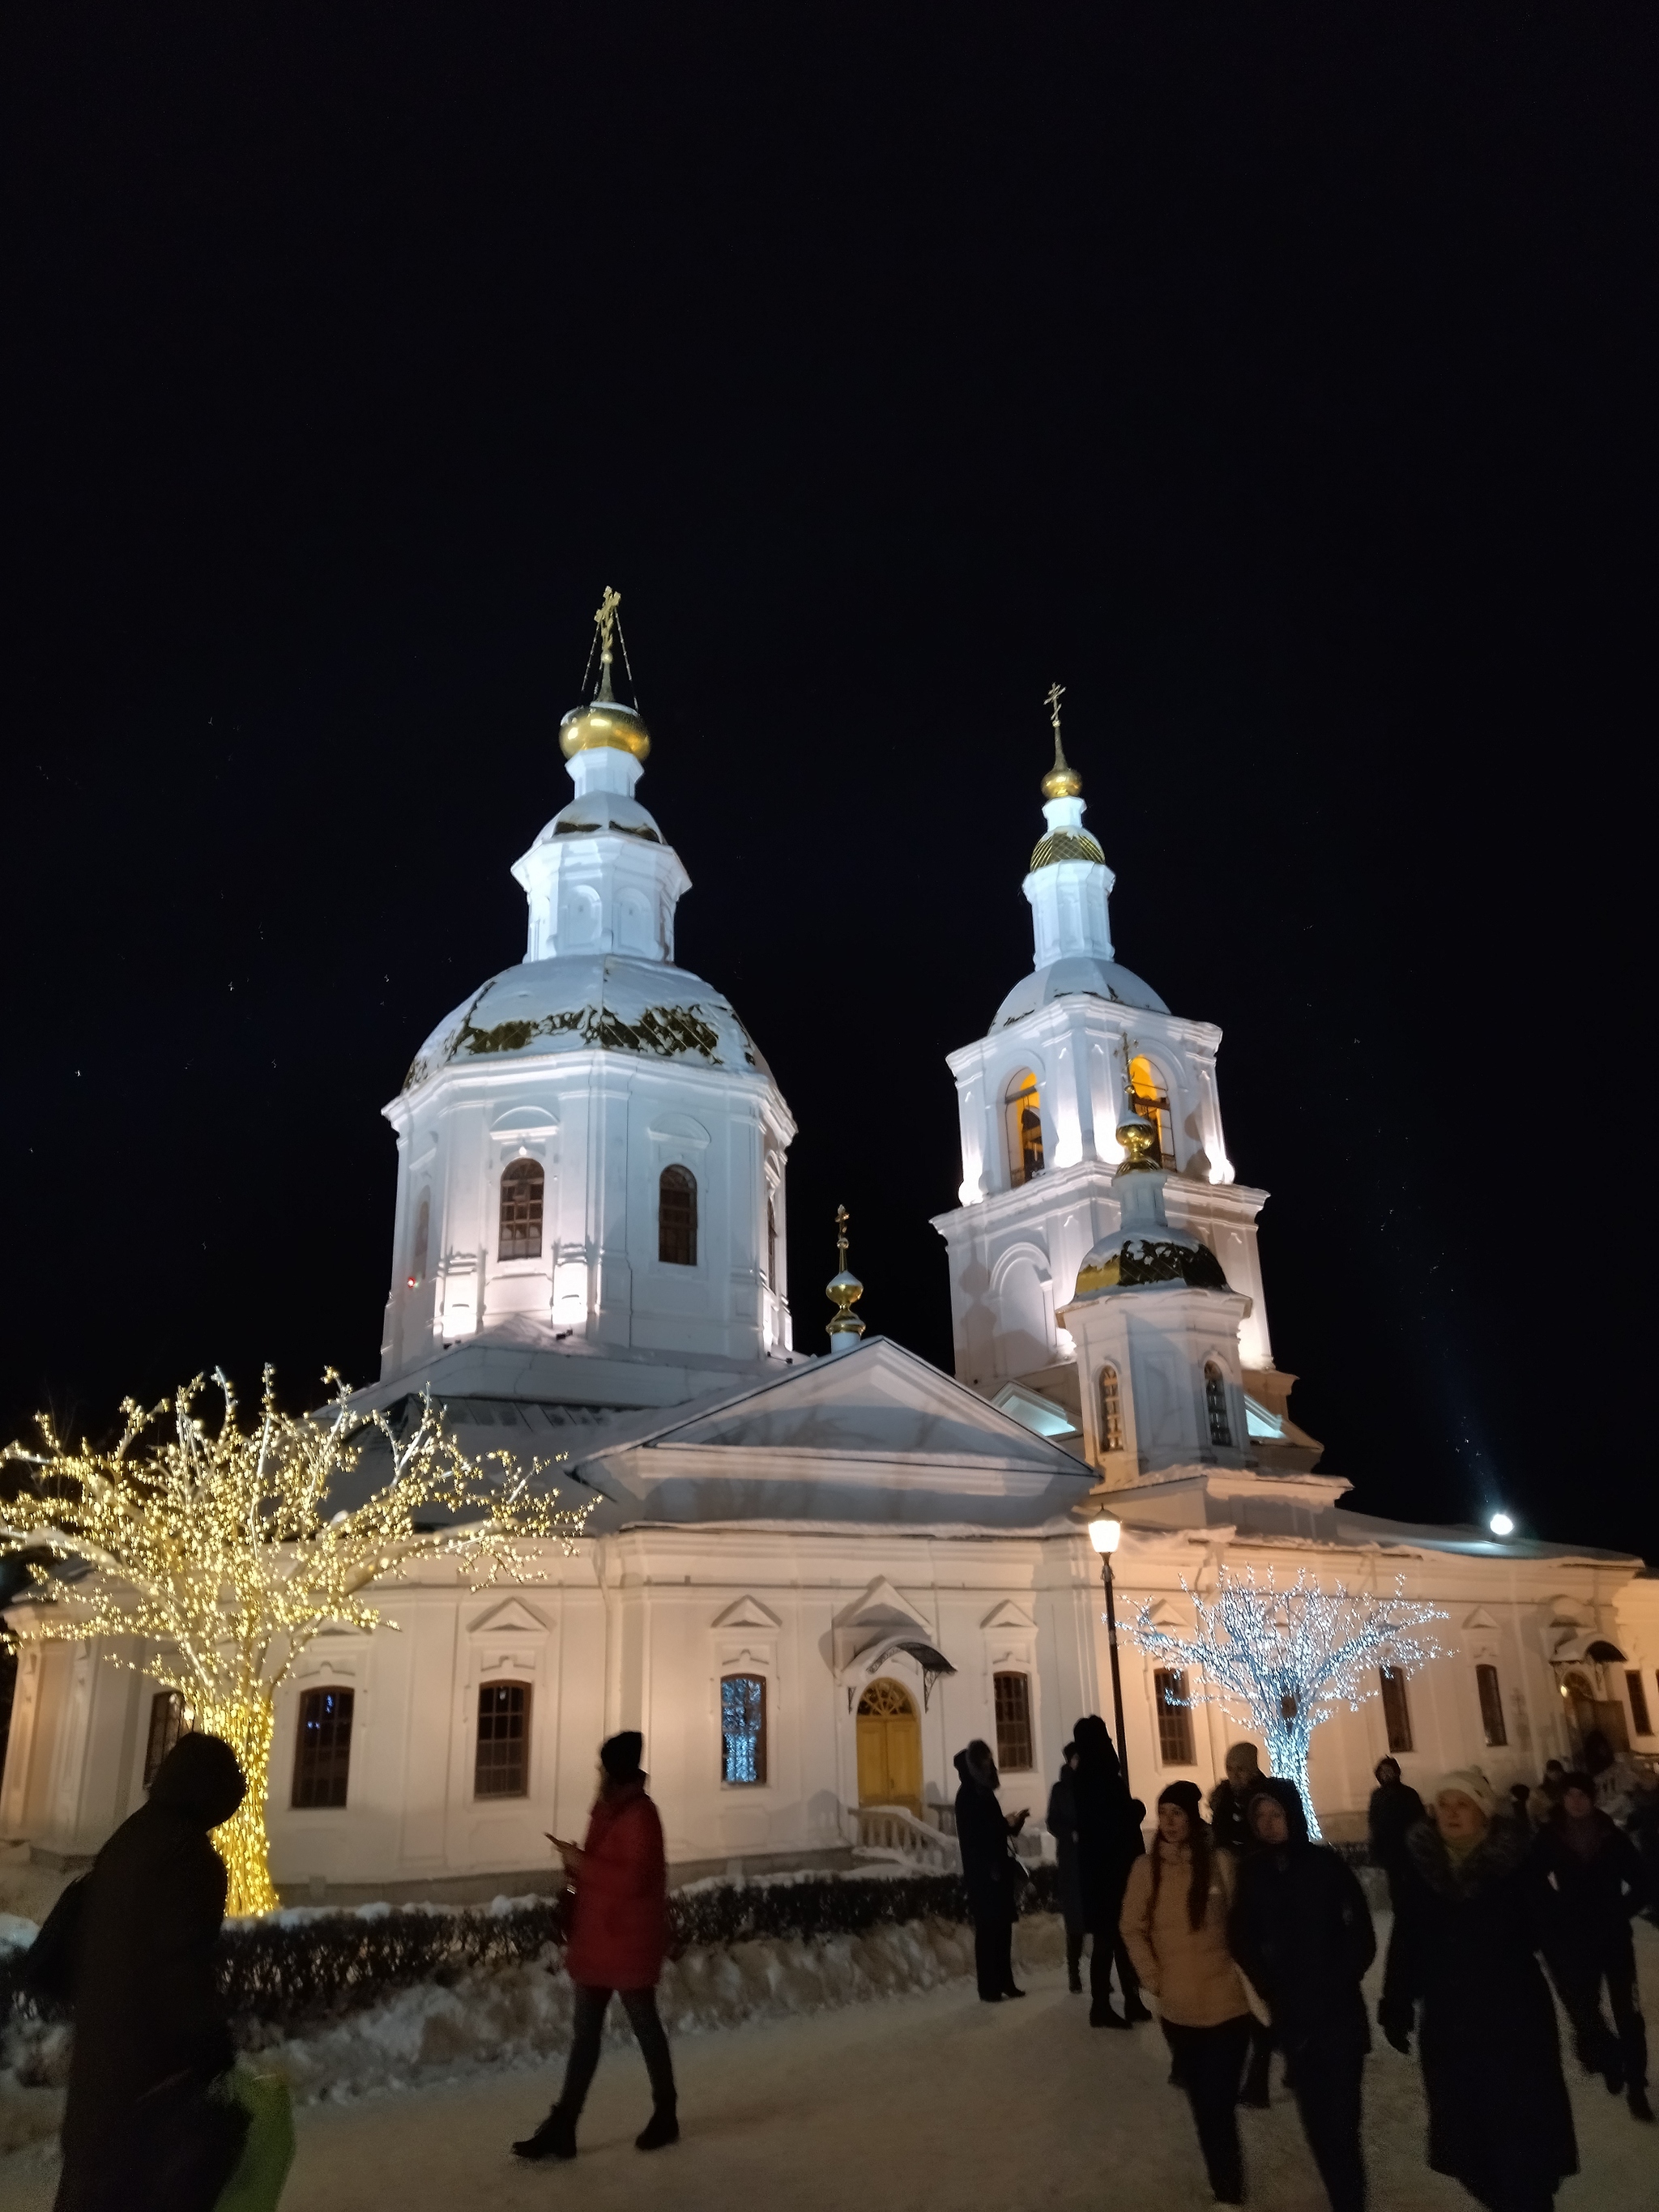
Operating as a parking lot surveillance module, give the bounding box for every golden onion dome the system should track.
[558,698,651,763]
[1041,753,1082,799]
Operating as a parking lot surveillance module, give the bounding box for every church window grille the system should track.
[1475,1664,1508,1749]
[476,1682,530,1796]
[1627,1672,1652,1737]
[1379,1667,1414,1754]
[409,1191,429,1285]
[497,1160,544,1261]
[1098,1366,1124,1454]
[1005,1070,1044,1187]
[1128,1055,1175,1170]
[993,1672,1034,1771]
[1154,1670,1196,1766]
[720,1675,767,1784]
[659,1165,697,1266]
[1205,1362,1232,1447]
[292,1687,354,1809]
[143,1690,184,1788]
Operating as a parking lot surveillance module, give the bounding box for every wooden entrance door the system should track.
[856,1678,922,1813]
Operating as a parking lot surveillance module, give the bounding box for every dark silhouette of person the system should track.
[1072,1714,1149,2027]
[54,1731,248,2212]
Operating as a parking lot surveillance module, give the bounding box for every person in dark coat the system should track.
[1535,1772,1652,2122]
[1072,1714,1150,2027]
[954,1739,1029,2001]
[1212,1741,1276,2103]
[55,1731,247,2212]
[1365,1756,1426,1907]
[1208,1741,1264,1855]
[1230,1777,1375,2212]
[514,1732,677,2161]
[1380,1770,1577,2212]
[1047,1742,1085,1993]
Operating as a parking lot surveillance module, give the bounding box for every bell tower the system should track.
[931,689,1287,1444]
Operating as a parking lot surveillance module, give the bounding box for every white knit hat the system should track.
[1432,1767,1497,1818]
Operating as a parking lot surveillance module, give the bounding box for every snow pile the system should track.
[0,1893,1064,2130]
[245,1912,1061,2105]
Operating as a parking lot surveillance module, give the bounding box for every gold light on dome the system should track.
[0,1368,591,1916]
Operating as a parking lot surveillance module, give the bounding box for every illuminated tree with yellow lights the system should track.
[0,1368,591,1916]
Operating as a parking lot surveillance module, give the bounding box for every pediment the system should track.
[711,1593,781,1630]
[1462,1605,1499,1631]
[1140,1598,1186,1628]
[835,1576,933,1634]
[631,1338,1090,1468]
[467,1596,550,1638]
[980,1599,1036,1632]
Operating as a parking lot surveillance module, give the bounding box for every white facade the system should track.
[6,676,1656,1897]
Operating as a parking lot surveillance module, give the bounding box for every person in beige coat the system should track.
[1122,1780,1255,2205]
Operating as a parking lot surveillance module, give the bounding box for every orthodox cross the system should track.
[1118,1032,1143,1101]
[1045,680,1065,737]
[594,585,621,655]
[835,1203,851,1269]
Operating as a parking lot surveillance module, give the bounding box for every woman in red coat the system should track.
[513,1732,678,2161]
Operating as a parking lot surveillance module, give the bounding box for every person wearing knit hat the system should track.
[1433,1768,1498,1824]
[1379,1752,1577,2209]
[513,1733,676,2163]
[1121,1782,1254,2204]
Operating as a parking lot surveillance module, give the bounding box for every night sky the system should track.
[6,12,1654,1558]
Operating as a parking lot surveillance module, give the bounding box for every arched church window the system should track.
[659,1165,697,1266]
[1128,1055,1175,1170]
[766,1195,778,1289]
[1005,1070,1044,1187]
[497,1159,544,1261]
[408,1191,429,1286]
[1098,1365,1124,1454]
[1205,1361,1232,1447]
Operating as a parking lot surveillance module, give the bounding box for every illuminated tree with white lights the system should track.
[1126,1566,1446,1839]
[2,1368,591,1916]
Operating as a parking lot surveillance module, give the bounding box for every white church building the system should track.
[6,613,1656,1897]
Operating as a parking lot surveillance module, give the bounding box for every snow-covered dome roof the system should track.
[993,954,1167,1029]
[527,790,664,844]
[402,953,771,1094]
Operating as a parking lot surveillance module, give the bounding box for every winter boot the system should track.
[636,2104,680,2151]
[1091,2006,1131,2029]
[1068,1967,1084,1994]
[1629,2086,1654,2124]
[1124,1997,1154,2025]
[513,2108,578,2161]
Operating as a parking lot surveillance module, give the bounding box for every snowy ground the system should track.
[1,1916,1654,2210]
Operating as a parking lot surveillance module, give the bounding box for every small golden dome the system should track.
[558,700,651,763]
[1042,756,1082,799]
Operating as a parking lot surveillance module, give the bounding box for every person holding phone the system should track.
[512,1732,677,2161]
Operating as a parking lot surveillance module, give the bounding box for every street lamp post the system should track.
[1089,1511,1128,1792]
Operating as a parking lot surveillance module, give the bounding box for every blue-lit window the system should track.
[721,1674,767,1785]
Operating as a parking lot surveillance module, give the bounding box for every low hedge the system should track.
[4,1866,1061,2039]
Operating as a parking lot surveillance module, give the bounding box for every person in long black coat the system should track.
[1230,1777,1375,2212]
[1071,1714,1149,2028]
[55,1732,247,2212]
[1534,1773,1652,2122]
[954,1740,1027,2001]
[1366,1756,1426,1908]
[1046,1742,1085,1993]
[1380,1770,1577,2212]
